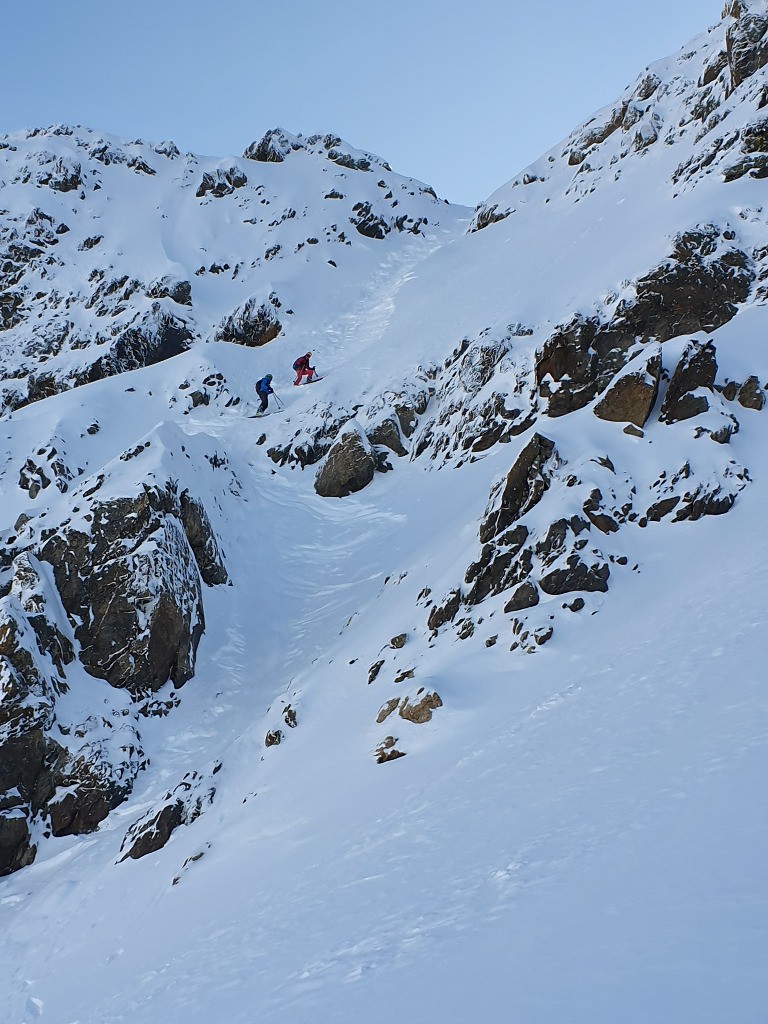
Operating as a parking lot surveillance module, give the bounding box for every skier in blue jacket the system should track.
[255,373,273,413]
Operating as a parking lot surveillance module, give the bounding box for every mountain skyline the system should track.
[1,0,724,205]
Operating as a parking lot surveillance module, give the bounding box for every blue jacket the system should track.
[256,376,273,395]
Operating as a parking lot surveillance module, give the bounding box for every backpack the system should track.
[293,358,302,371]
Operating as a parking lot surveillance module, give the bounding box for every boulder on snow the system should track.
[314,421,377,497]
[479,434,556,543]
[398,690,443,724]
[659,339,718,423]
[374,736,406,764]
[119,772,215,862]
[737,374,765,409]
[593,349,661,427]
[503,580,540,613]
[539,555,610,595]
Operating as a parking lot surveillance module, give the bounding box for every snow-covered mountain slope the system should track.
[0,124,466,411]
[2,2,768,1022]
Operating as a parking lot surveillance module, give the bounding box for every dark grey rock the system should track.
[215,297,281,348]
[660,340,718,423]
[315,423,376,498]
[737,374,765,409]
[539,556,610,595]
[503,581,540,613]
[479,435,556,543]
[594,351,661,427]
[368,417,407,457]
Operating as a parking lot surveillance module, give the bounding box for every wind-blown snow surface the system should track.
[3,6,768,1023]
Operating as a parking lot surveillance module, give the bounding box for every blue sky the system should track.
[2,0,724,205]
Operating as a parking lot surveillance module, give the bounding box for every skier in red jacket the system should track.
[293,352,315,385]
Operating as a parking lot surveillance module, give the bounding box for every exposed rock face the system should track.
[725,0,768,88]
[119,772,215,861]
[737,374,766,409]
[398,690,443,724]
[612,229,753,342]
[660,340,718,423]
[535,315,623,417]
[315,421,377,498]
[0,553,70,874]
[539,556,610,595]
[243,128,300,163]
[479,435,556,543]
[180,492,230,586]
[375,736,406,763]
[594,349,661,427]
[534,228,752,419]
[368,417,408,457]
[196,167,247,199]
[0,474,227,875]
[465,526,530,607]
[427,589,461,631]
[48,734,144,838]
[215,296,282,348]
[39,484,220,694]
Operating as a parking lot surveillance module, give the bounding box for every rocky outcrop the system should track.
[479,435,557,543]
[660,340,718,423]
[243,128,300,163]
[196,167,248,199]
[725,0,768,89]
[535,315,619,417]
[119,771,216,861]
[374,736,406,763]
[399,690,443,724]
[40,483,225,694]
[536,229,753,418]
[315,421,377,497]
[427,589,462,631]
[539,556,610,595]
[593,349,661,427]
[0,475,227,875]
[215,296,282,348]
[611,229,753,342]
[367,417,408,457]
[0,556,67,873]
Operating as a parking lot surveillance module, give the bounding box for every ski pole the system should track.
[273,392,284,409]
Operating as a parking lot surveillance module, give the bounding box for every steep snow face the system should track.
[0,124,468,411]
[1,3,768,1022]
